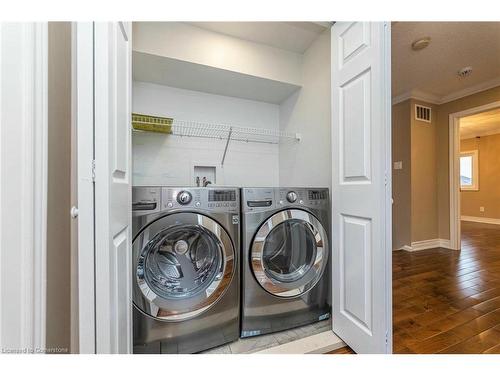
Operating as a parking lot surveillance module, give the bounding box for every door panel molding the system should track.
[339,214,372,334]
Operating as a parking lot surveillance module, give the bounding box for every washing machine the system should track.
[132,186,240,353]
[240,187,330,338]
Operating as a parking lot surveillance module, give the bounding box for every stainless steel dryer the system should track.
[132,186,240,353]
[240,187,330,338]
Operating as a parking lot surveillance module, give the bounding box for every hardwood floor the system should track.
[328,346,355,354]
[393,221,500,354]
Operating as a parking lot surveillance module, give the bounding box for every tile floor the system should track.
[202,319,331,354]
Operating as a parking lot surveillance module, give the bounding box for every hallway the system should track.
[393,221,500,353]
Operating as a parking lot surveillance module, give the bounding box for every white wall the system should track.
[132,81,280,187]
[133,22,302,86]
[279,29,331,188]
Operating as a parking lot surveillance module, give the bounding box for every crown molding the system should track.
[392,89,440,105]
[392,76,500,106]
[439,76,500,104]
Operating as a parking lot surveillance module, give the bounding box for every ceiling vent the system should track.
[415,104,431,123]
[458,66,473,78]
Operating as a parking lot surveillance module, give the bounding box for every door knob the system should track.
[70,206,79,219]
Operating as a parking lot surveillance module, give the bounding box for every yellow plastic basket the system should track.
[132,113,173,134]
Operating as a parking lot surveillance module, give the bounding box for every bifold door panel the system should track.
[331,21,392,354]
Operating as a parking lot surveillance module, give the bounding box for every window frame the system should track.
[460,149,479,191]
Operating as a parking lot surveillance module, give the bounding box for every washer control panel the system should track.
[286,191,298,203]
[176,191,192,205]
[132,187,161,216]
[161,187,239,213]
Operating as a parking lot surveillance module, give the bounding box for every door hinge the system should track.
[91,159,96,182]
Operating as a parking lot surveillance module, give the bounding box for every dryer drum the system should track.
[250,208,328,298]
[262,219,316,283]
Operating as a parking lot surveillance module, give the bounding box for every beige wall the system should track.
[392,100,411,249]
[392,86,500,248]
[392,99,439,248]
[47,22,72,352]
[436,86,500,239]
[411,99,439,242]
[460,133,500,219]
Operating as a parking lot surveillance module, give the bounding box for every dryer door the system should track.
[250,209,328,298]
[132,212,235,321]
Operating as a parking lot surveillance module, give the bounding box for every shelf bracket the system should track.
[221,126,233,166]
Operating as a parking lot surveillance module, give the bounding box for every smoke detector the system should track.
[411,37,431,51]
[458,66,473,78]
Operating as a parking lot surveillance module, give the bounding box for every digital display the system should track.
[209,190,236,202]
[308,190,327,200]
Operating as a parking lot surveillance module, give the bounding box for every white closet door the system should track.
[331,22,392,353]
[93,22,132,354]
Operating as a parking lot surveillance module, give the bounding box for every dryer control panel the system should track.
[276,188,329,209]
[241,187,329,213]
[242,188,276,212]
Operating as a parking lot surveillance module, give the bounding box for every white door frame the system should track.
[448,100,500,250]
[0,22,48,353]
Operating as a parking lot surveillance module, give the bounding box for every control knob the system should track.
[177,191,192,205]
[286,191,298,203]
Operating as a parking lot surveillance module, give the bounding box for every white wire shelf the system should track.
[132,119,301,145]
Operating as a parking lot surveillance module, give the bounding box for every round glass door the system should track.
[250,209,328,298]
[133,212,235,321]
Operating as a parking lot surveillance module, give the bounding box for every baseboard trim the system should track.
[397,238,453,252]
[461,215,500,225]
[396,245,413,251]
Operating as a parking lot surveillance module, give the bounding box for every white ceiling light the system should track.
[411,37,431,51]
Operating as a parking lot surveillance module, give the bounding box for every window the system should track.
[460,150,479,191]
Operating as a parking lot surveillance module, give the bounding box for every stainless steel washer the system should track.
[240,187,330,338]
[132,186,240,353]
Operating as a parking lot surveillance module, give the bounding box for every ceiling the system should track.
[460,107,500,139]
[189,22,330,54]
[392,22,500,101]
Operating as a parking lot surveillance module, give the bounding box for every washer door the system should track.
[133,212,235,321]
[250,209,328,298]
